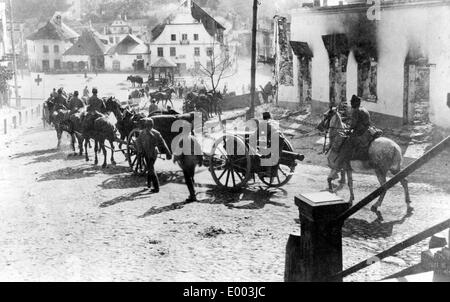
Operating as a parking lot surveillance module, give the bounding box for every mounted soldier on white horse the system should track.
[317,95,413,220]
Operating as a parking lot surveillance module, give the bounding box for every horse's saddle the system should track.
[332,126,383,162]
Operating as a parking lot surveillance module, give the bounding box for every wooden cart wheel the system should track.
[258,137,296,188]
[210,135,252,190]
[127,128,147,176]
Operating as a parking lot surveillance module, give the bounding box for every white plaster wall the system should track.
[26,39,72,71]
[289,3,450,128]
[150,23,222,70]
[104,54,149,71]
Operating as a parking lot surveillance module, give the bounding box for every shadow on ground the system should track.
[138,184,290,218]
[37,164,131,182]
[99,189,152,208]
[342,212,411,239]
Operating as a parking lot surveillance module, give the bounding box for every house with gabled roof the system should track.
[104,34,150,72]
[150,0,226,75]
[62,29,109,72]
[26,13,79,72]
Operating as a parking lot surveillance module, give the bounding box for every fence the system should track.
[1,103,42,135]
[285,136,450,282]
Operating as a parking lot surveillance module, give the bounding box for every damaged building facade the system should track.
[280,0,450,129]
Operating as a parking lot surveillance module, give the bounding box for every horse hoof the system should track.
[102,164,107,169]
[370,205,379,213]
[111,161,117,166]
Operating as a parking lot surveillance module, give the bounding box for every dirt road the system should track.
[1,122,449,282]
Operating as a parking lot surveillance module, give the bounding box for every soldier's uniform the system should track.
[86,94,105,113]
[348,96,372,160]
[53,91,68,110]
[136,118,172,192]
[68,94,84,114]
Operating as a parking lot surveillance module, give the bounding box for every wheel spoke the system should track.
[218,168,227,181]
[225,169,231,187]
[278,166,288,178]
[131,156,138,167]
[234,168,244,182]
[230,166,236,186]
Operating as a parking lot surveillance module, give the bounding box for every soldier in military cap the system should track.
[136,118,172,193]
[68,91,84,114]
[347,95,372,160]
[86,88,105,113]
[53,88,68,110]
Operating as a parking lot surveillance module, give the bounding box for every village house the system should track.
[150,0,225,76]
[276,0,450,129]
[104,34,150,72]
[232,22,274,62]
[26,13,79,72]
[62,29,109,71]
[105,16,132,45]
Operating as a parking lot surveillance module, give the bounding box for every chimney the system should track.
[313,0,321,6]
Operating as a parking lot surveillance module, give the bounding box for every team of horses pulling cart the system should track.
[43,91,305,200]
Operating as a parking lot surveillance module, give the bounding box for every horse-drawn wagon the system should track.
[125,113,305,190]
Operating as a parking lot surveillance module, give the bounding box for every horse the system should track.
[81,97,122,168]
[185,91,212,119]
[317,107,413,220]
[44,97,84,155]
[150,88,175,108]
[127,75,144,88]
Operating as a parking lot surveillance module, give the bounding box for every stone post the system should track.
[285,192,351,282]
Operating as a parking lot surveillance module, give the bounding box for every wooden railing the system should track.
[1,103,42,135]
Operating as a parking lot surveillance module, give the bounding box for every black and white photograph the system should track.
[0,0,450,286]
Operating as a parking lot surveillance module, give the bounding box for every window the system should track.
[194,47,200,56]
[109,37,114,44]
[357,59,378,102]
[157,47,164,57]
[206,47,213,57]
[182,34,188,41]
[194,34,199,41]
[42,60,50,71]
[171,34,176,41]
[43,45,49,53]
[54,45,59,53]
[54,60,61,70]
[170,47,176,57]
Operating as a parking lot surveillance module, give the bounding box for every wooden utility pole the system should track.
[249,0,258,119]
[8,0,20,108]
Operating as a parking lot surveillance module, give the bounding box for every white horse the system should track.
[317,108,413,220]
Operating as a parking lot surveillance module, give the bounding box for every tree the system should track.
[195,43,233,94]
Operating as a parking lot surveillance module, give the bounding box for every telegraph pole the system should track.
[8,0,20,108]
[248,0,259,119]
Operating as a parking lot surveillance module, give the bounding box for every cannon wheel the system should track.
[210,135,252,190]
[258,137,296,187]
[127,128,147,176]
